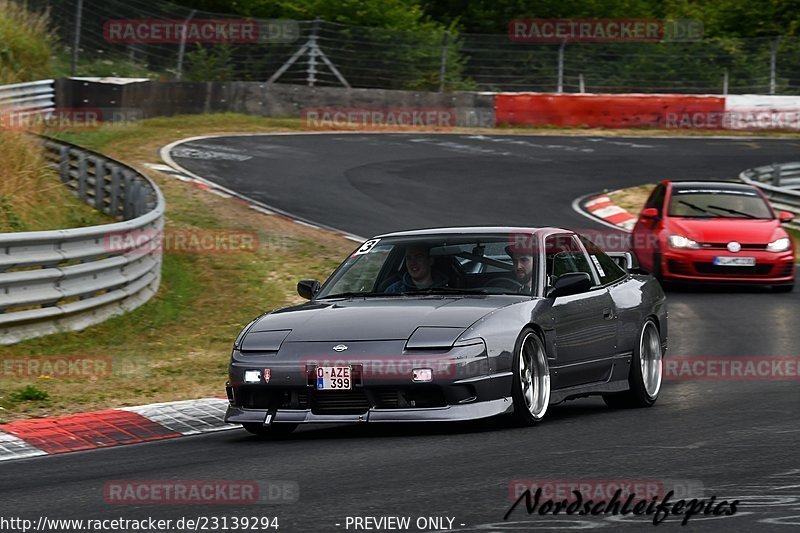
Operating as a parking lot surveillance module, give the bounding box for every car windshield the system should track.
[316,233,539,298]
[667,189,773,219]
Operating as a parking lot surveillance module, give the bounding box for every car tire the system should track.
[772,283,794,293]
[242,423,298,438]
[511,329,550,426]
[603,319,662,409]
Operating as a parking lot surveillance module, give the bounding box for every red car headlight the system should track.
[767,237,791,253]
[668,235,700,249]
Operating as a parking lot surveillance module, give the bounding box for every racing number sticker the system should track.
[354,239,380,255]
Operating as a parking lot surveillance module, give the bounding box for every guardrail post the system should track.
[77,153,88,201]
[94,160,106,211]
[110,166,121,218]
[772,164,782,186]
[59,146,70,185]
[123,171,134,219]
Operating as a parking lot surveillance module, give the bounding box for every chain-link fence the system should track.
[30,0,800,94]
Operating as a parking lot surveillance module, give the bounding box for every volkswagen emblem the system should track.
[333,344,348,352]
[727,241,742,253]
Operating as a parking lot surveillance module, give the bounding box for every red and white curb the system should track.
[0,397,233,462]
[582,193,638,231]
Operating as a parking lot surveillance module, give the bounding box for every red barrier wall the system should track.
[494,93,725,128]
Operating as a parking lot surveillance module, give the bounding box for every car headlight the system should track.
[767,237,791,252]
[668,235,700,249]
[233,318,259,348]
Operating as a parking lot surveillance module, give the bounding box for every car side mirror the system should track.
[297,279,321,300]
[779,211,795,222]
[547,272,592,298]
[640,207,659,219]
[607,251,639,272]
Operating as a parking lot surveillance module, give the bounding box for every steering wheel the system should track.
[484,277,523,291]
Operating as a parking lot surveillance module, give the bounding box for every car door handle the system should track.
[602,308,614,320]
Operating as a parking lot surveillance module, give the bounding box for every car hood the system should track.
[667,217,782,244]
[247,296,522,343]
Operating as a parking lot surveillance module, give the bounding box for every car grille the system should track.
[311,390,372,414]
[667,260,692,276]
[699,243,765,250]
[372,387,447,409]
[237,387,310,410]
[693,263,774,276]
[235,386,448,412]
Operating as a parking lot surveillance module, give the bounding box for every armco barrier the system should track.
[740,162,800,230]
[0,137,165,345]
[494,93,725,128]
[0,80,55,116]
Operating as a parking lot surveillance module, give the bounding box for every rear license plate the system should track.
[316,366,352,390]
[713,256,756,266]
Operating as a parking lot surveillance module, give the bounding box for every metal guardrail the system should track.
[740,162,800,229]
[0,79,55,115]
[0,137,165,345]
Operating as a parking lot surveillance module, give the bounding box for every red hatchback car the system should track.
[631,180,795,291]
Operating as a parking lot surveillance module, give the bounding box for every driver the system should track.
[505,239,535,293]
[384,245,448,293]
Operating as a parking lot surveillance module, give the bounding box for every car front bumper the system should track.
[661,249,794,284]
[224,339,512,424]
[224,397,513,424]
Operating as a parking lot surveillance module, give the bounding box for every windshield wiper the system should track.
[401,287,489,295]
[678,200,716,216]
[706,204,759,219]
[317,291,404,299]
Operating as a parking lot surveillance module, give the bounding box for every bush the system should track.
[10,385,49,402]
[0,0,53,84]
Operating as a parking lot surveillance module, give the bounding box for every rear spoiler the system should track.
[607,251,644,273]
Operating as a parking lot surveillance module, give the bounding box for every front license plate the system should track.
[316,366,352,390]
[713,256,756,267]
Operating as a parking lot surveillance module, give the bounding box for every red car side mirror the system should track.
[640,207,659,219]
[779,211,795,222]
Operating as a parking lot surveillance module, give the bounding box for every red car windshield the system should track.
[667,189,773,219]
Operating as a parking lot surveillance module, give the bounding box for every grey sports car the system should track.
[224,227,668,436]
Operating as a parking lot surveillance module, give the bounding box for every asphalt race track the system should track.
[3,134,800,532]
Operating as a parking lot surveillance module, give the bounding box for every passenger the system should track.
[384,245,448,293]
[505,240,535,293]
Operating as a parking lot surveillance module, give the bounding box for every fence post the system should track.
[723,70,728,96]
[306,18,320,87]
[71,0,83,76]
[439,31,449,92]
[175,9,197,81]
[579,73,585,93]
[770,36,781,95]
[557,40,566,93]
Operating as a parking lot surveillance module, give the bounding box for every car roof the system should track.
[666,180,758,192]
[374,226,568,238]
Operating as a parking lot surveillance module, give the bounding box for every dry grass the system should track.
[0,130,111,231]
[0,0,53,84]
[607,184,656,215]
